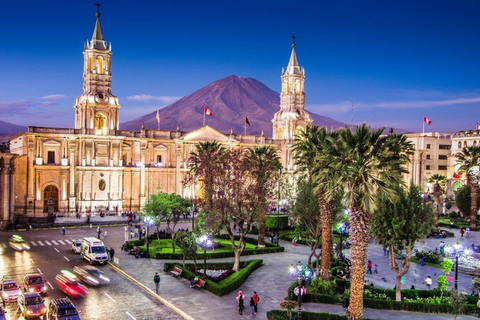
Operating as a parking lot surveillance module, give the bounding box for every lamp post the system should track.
[447,244,470,291]
[277,168,282,233]
[289,261,312,320]
[200,235,211,276]
[143,216,153,258]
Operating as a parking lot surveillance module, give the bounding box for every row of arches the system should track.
[88,56,111,74]
[458,140,479,148]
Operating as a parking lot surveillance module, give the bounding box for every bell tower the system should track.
[74,7,120,135]
[272,36,312,140]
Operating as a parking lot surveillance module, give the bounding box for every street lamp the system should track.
[143,216,154,258]
[446,244,470,290]
[289,261,312,320]
[200,235,212,276]
[277,168,282,234]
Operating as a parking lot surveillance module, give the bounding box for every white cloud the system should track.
[0,100,58,115]
[40,94,68,100]
[126,94,182,104]
[308,96,480,114]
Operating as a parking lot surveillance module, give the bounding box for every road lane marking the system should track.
[65,240,72,244]
[37,268,42,275]
[30,241,38,246]
[45,241,52,246]
[105,293,116,303]
[51,240,59,245]
[47,281,54,290]
[57,240,66,245]
[64,256,70,262]
[30,258,35,264]
[38,241,45,246]
[54,248,59,253]
[126,312,136,320]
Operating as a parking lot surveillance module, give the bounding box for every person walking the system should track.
[460,227,465,238]
[109,247,115,262]
[249,297,255,316]
[367,260,373,274]
[153,272,161,294]
[62,226,66,235]
[424,276,432,290]
[373,264,378,274]
[236,291,245,315]
[253,291,260,314]
[292,236,297,247]
[97,227,101,239]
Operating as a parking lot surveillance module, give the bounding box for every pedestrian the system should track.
[153,272,161,293]
[104,230,108,237]
[424,276,432,290]
[460,227,465,238]
[292,236,297,247]
[249,297,255,316]
[301,285,308,302]
[62,226,66,235]
[383,247,388,256]
[253,291,260,314]
[236,291,245,315]
[477,299,480,318]
[439,241,445,254]
[130,231,134,239]
[373,264,378,274]
[97,227,101,239]
[109,247,115,262]
[367,260,372,274]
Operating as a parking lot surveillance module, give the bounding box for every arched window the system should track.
[464,141,467,148]
[43,185,59,213]
[458,142,461,148]
[277,127,283,140]
[96,56,104,74]
[94,112,108,135]
[474,141,477,146]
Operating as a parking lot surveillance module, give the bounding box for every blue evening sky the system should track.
[0,0,479,132]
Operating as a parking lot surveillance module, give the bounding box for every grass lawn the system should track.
[140,238,258,255]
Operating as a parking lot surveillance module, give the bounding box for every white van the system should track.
[81,237,108,265]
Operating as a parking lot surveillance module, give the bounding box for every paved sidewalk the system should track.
[109,228,479,320]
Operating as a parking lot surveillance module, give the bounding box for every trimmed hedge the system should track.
[267,310,379,320]
[164,259,263,296]
[265,215,289,229]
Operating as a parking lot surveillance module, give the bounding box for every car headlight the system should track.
[29,288,34,292]
[41,307,46,313]
[86,276,99,285]
[2,293,7,298]
[23,244,30,250]
[43,286,47,291]
[26,309,32,314]
[99,275,110,282]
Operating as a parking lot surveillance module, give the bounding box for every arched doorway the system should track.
[43,185,59,213]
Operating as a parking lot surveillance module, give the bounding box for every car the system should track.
[46,297,81,320]
[9,235,30,251]
[71,240,82,254]
[17,292,46,319]
[0,277,21,302]
[54,271,88,299]
[23,274,47,295]
[72,266,110,286]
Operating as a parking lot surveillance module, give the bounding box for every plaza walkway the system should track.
[109,226,479,320]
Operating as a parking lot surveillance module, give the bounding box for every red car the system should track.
[54,271,88,299]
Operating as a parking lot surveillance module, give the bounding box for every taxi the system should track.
[9,235,30,251]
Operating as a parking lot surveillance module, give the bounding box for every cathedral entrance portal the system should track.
[43,185,59,213]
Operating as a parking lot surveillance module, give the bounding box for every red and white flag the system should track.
[204,106,213,116]
[423,117,432,125]
[245,116,250,126]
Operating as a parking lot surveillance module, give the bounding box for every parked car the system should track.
[46,297,81,320]
[17,292,46,319]
[0,277,21,302]
[54,271,88,299]
[9,235,30,251]
[71,241,82,254]
[73,266,110,286]
[23,274,47,295]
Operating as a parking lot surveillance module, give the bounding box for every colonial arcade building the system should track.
[2,11,311,221]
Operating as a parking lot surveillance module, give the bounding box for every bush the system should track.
[266,310,378,320]
[445,202,453,211]
[163,259,263,296]
[265,215,289,229]
[415,250,441,264]
[449,212,459,219]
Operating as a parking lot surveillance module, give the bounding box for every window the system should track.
[426,144,431,149]
[439,144,450,150]
[47,151,55,164]
[438,165,447,170]
[426,165,431,170]
[157,155,162,163]
[426,154,431,159]
[464,141,467,148]
[474,141,478,146]
[458,142,462,148]
[438,155,447,160]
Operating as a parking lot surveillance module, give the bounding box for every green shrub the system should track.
[265,215,289,229]
[415,250,441,264]
[445,202,453,210]
[266,310,379,320]
[449,212,459,219]
[310,278,337,295]
[163,259,263,296]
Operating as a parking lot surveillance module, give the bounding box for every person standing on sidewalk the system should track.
[109,247,115,262]
[249,297,255,316]
[253,291,260,314]
[62,227,66,235]
[236,291,245,315]
[153,272,161,293]
[97,227,101,239]
[367,260,373,274]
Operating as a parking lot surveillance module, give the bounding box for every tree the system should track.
[174,230,198,269]
[448,290,467,320]
[186,141,227,211]
[371,183,434,301]
[428,174,446,225]
[456,145,480,228]
[317,124,413,320]
[245,146,281,247]
[293,125,340,280]
[455,185,480,218]
[142,192,190,253]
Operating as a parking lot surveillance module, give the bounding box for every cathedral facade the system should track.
[2,11,311,221]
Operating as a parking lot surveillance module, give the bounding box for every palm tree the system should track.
[245,146,281,247]
[456,146,480,229]
[188,141,227,211]
[317,124,413,320]
[428,174,446,225]
[293,125,340,280]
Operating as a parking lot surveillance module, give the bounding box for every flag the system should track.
[477,122,479,130]
[423,117,432,125]
[156,109,160,122]
[204,106,213,116]
[245,116,250,126]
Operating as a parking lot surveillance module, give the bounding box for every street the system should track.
[0,226,183,320]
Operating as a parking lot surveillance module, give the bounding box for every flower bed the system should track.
[196,268,235,282]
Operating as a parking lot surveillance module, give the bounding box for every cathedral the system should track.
[0,10,311,221]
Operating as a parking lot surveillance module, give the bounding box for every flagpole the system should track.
[203,106,206,126]
[244,116,247,135]
[422,117,425,135]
